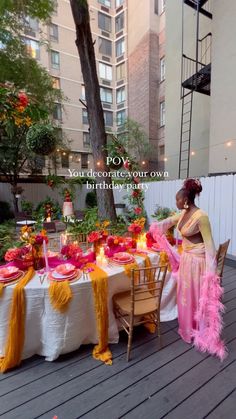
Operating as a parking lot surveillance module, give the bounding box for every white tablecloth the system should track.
[0,252,177,362]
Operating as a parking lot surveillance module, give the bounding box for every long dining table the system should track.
[0,251,177,362]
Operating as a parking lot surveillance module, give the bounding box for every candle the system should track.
[43,239,50,272]
[46,216,51,222]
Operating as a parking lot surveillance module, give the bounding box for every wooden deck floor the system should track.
[0,264,235,419]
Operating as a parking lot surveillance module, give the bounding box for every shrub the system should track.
[85,191,97,208]
[0,201,14,223]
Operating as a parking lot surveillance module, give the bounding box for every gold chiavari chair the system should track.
[113,264,168,361]
[216,239,230,283]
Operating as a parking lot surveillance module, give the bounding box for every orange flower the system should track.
[24,116,32,126]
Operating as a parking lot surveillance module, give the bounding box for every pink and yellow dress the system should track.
[150,209,226,360]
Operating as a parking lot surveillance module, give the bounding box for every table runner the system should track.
[0,267,35,373]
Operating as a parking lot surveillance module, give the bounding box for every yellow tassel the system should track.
[160,251,171,271]
[0,283,4,297]
[123,262,139,285]
[0,267,34,373]
[87,263,112,365]
[48,281,72,313]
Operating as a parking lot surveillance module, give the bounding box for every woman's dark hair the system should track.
[181,178,202,203]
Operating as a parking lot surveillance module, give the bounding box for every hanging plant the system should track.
[26,123,57,155]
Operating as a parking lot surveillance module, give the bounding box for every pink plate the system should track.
[55,263,76,276]
[0,270,23,283]
[112,252,134,262]
[49,269,81,282]
[0,266,19,279]
[111,253,134,265]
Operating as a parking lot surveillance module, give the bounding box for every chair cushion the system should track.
[113,290,158,316]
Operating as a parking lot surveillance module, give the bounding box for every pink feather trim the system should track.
[192,272,227,361]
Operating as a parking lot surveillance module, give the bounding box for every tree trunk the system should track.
[70,0,116,222]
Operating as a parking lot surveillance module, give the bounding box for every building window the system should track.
[160,57,165,82]
[98,0,111,7]
[159,0,166,14]
[160,101,165,127]
[104,111,113,126]
[116,0,124,7]
[82,109,88,124]
[52,77,60,89]
[83,132,90,148]
[51,50,60,69]
[154,0,158,14]
[24,38,40,59]
[81,85,86,100]
[98,12,111,32]
[61,152,69,168]
[81,153,89,169]
[99,37,112,56]
[116,38,125,57]
[115,12,124,32]
[99,62,112,80]
[50,23,59,41]
[53,103,62,120]
[100,87,113,103]
[116,86,125,103]
[117,110,126,126]
[24,17,39,35]
[116,63,125,80]
[71,151,81,164]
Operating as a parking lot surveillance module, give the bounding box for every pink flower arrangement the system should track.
[61,243,82,259]
[134,207,142,215]
[128,223,142,235]
[5,246,31,262]
[133,177,140,184]
[34,233,49,245]
[87,231,101,243]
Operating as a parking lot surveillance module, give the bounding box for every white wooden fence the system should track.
[1,174,236,257]
[114,175,236,258]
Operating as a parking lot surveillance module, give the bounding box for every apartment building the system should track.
[165,0,236,179]
[23,0,166,175]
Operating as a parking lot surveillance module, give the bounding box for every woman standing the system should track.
[150,178,226,360]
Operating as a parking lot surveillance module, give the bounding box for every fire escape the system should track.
[178,0,212,179]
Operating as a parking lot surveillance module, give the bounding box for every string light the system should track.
[62,152,66,156]
[191,151,195,156]
[97,161,101,166]
[164,157,168,162]
[226,141,232,147]
[142,161,146,165]
[163,139,236,161]
[88,160,90,164]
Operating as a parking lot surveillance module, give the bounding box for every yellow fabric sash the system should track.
[48,280,72,313]
[0,283,4,297]
[0,267,35,373]
[87,263,112,365]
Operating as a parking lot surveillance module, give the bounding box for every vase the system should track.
[32,245,45,271]
[131,233,138,249]
[93,239,102,255]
